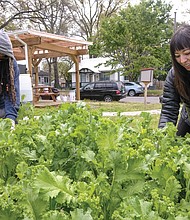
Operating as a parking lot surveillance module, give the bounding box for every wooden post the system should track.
[75,56,80,100]
[27,47,33,76]
[71,55,80,100]
[143,82,149,106]
[33,59,42,86]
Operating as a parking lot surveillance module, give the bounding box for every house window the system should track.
[99,73,110,81]
[80,68,94,83]
[44,76,49,84]
[39,76,42,84]
[80,73,86,82]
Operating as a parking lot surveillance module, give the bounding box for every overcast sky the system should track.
[129,0,190,23]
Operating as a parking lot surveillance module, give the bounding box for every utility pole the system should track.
[174,10,177,32]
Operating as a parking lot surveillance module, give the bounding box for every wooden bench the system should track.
[33,85,59,103]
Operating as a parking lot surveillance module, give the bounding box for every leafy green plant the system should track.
[1,102,190,219]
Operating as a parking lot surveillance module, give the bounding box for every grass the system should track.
[82,99,162,130]
[83,101,161,112]
[147,89,163,96]
[84,101,161,129]
[76,100,161,129]
[30,101,161,116]
[19,99,162,130]
[30,100,162,118]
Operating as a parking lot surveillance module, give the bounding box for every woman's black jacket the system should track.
[158,69,190,128]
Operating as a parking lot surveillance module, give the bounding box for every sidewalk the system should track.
[102,109,161,117]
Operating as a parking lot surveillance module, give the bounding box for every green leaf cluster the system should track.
[1,103,190,219]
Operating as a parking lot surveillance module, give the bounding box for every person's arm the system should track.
[158,69,181,128]
[4,59,20,122]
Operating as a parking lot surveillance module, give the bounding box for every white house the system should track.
[69,57,125,88]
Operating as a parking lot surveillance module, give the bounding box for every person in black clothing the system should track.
[158,24,190,136]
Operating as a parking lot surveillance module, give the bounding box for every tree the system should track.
[0,0,55,30]
[25,0,72,88]
[57,58,73,88]
[42,58,72,88]
[28,0,71,34]
[0,0,72,88]
[66,0,129,40]
[95,0,174,81]
[66,0,129,57]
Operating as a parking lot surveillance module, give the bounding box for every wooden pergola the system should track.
[7,29,93,100]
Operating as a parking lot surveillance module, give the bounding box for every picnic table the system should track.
[33,85,59,102]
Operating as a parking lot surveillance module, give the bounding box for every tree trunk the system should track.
[53,57,60,88]
[48,60,52,86]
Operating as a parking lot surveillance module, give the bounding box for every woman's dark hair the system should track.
[0,57,16,103]
[170,24,190,100]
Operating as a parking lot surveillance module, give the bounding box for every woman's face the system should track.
[175,48,190,71]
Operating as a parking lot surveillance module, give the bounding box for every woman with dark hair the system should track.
[159,24,190,136]
[0,30,20,129]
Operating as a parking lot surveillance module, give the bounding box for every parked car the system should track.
[124,82,144,96]
[80,81,127,102]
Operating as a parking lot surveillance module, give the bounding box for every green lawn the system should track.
[18,100,162,130]
[147,89,163,96]
[83,101,161,112]
[82,101,161,129]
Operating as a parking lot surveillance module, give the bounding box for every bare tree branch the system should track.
[66,0,129,40]
[0,0,58,29]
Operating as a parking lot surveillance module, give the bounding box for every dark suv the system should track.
[80,81,127,102]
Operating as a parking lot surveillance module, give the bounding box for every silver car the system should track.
[124,82,144,96]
